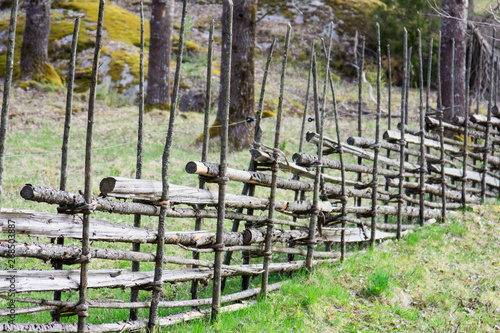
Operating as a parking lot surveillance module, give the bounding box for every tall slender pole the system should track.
[418,30,426,226]
[298,40,315,154]
[397,29,408,240]
[0,0,19,209]
[306,53,321,271]
[481,29,496,202]
[148,0,188,331]
[261,24,291,297]
[370,23,381,247]
[191,19,214,301]
[437,31,447,221]
[462,32,473,208]
[328,70,346,261]
[356,37,365,209]
[77,1,105,333]
[223,38,275,292]
[384,44,392,224]
[130,0,145,320]
[211,0,232,321]
[54,16,80,323]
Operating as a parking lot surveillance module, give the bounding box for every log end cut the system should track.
[20,185,35,200]
[99,177,118,195]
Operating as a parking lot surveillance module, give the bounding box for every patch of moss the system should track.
[53,0,150,48]
[145,103,170,112]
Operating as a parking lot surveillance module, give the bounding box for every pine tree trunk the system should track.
[440,0,468,123]
[20,0,52,80]
[216,0,256,149]
[145,0,173,109]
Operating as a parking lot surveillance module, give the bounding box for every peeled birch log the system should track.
[428,164,500,188]
[0,283,283,315]
[20,185,307,226]
[305,132,420,170]
[421,118,497,141]
[326,204,444,219]
[386,179,479,202]
[470,113,500,128]
[188,159,393,202]
[98,177,332,213]
[347,136,442,162]
[452,116,500,139]
[383,130,460,153]
[0,301,259,332]
[250,149,366,187]
[0,260,336,293]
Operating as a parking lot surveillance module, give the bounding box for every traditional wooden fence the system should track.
[1,0,499,332]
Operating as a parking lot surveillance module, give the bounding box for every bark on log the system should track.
[306,132,420,171]
[0,260,336,293]
[386,178,478,202]
[0,302,259,332]
[0,209,312,247]
[347,136,442,162]
[20,185,308,227]
[98,177,332,213]
[383,129,460,152]
[428,164,499,188]
[0,283,283,315]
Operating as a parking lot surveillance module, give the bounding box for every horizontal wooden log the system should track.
[0,283,283,315]
[0,209,308,246]
[0,260,336,293]
[384,129,460,153]
[326,204,445,219]
[422,117,496,142]
[98,177,332,213]
[250,149,366,187]
[427,164,500,188]
[470,113,500,128]
[386,179,479,202]
[347,136,443,162]
[20,186,307,227]
[451,116,500,138]
[306,132,420,171]
[0,302,256,332]
[0,242,261,275]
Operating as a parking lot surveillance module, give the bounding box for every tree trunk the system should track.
[440,0,467,122]
[145,0,173,109]
[20,0,61,85]
[215,0,256,149]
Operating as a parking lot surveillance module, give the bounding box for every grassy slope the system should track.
[176,208,500,332]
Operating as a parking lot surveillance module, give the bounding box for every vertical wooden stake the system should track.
[77,1,105,333]
[0,0,19,209]
[370,23,382,247]
[298,40,315,154]
[261,23,291,298]
[356,37,365,209]
[418,29,426,226]
[148,0,188,331]
[191,18,214,301]
[462,32,473,208]
[384,44,392,225]
[397,29,408,240]
[53,16,80,323]
[130,0,145,320]
[481,29,495,203]
[211,0,232,321]
[437,31,447,221]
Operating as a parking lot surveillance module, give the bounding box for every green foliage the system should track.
[363,268,392,297]
[369,0,440,86]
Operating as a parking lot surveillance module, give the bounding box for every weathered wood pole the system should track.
[211,0,232,321]
[356,37,365,209]
[147,0,187,331]
[397,29,408,240]
[223,37,275,293]
[77,1,105,333]
[53,16,80,323]
[191,18,214,301]
[438,31,447,221]
[298,40,315,153]
[130,0,145,321]
[0,0,19,209]
[481,29,496,203]
[462,32,473,208]
[261,24,291,299]
[384,44,392,224]
[306,53,321,271]
[370,23,381,247]
[418,30,426,226]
